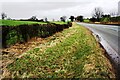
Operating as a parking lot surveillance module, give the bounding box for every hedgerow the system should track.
[2,22,72,48]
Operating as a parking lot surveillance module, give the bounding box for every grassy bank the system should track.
[6,23,115,78]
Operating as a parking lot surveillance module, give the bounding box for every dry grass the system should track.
[2,22,115,78]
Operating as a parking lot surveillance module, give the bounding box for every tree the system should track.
[100,14,111,22]
[45,17,48,22]
[29,16,38,21]
[110,12,118,17]
[92,7,103,22]
[101,14,111,18]
[69,16,74,22]
[89,17,97,22]
[52,19,55,21]
[39,19,44,22]
[7,17,12,20]
[1,12,7,20]
[76,16,83,22]
[60,16,66,22]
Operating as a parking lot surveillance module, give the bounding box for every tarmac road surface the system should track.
[77,22,120,65]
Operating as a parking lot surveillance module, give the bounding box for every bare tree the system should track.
[110,12,118,17]
[7,17,12,20]
[45,17,48,22]
[52,19,55,21]
[92,7,103,21]
[29,16,38,21]
[1,12,7,20]
[60,16,67,22]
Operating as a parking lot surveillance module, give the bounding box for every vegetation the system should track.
[84,19,90,23]
[2,20,72,48]
[50,21,68,24]
[89,7,120,23]
[1,5,117,79]
[0,20,47,26]
[1,12,7,20]
[0,20,70,26]
[92,7,103,22]
[6,23,115,78]
[109,16,120,22]
[89,16,120,23]
[28,16,38,21]
[69,16,75,22]
[60,16,67,22]
[76,16,84,22]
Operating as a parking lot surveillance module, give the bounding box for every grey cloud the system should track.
[2,2,90,11]
[1,2,91,19]
[0,0,119,20]
[0,0,93,2]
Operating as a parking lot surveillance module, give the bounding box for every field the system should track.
[0,20,47,26]
[50,21,68,24]
[3,23,115,78]
[0,20,69,26]
[84,19,90,23]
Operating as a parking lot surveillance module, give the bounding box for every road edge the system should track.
[86,27,120,79]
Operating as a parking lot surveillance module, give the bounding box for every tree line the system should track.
[90,7,120,22]
[1,12,84,22]
[1,7,120,23]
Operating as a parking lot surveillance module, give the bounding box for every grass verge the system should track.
[6,23,115,78]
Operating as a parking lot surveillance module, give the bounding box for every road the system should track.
[77,22,120,65]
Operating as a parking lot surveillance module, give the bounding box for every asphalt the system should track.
[77,22,120,78]
[77,22,119,54]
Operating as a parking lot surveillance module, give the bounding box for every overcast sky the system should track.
[0,0,120,20]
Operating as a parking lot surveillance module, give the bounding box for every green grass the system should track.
[0,20,47,26]
[6,23,115,78]
[84,19,90,23]
[0,20,68,26]
[50,21,68,24]
[100,18,110,23]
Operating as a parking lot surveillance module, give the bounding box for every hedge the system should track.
[1,22,72,48]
